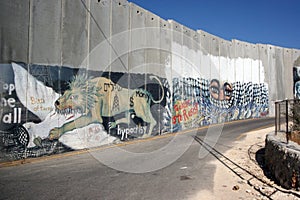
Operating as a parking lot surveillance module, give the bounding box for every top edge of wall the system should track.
[197,29,229,42]
[128,0,161,20]
[232,39,258,50]
[126,0,299,51]
[129,2,147,13]
[113,0,129,6]
[167,19,181,26]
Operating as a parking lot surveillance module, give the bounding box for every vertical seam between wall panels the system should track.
[250,45,252,84]
[127,1,130,125]
[170,21,173,133]
[251,45,254,101]
[110,0,113,77]
[218,39,220,81]
[258,45,260,84]
[199,31,202,80]
[87,0,90,70]
[234,41,236,82]
[125,2,131,75]
[291,50,294,98]
[86,0,91,115]
[144,10,147,91]
[207,35,212,80]
[269,46,272,101]
[144,10,147,89]
[243,43,245,82]
[60,0,63,68]
[181,25,184,102]
[28,0,32,65]
[26,0,33,124]
[57,0,62,95]
[282,48,284,98]
[60,0,64,105]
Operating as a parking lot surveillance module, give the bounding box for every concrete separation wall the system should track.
[0,0,299,161]
[265,132,300,190]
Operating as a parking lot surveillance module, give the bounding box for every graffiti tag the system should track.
[104,82,122,92]
[30,96,52,112]
[172,100,198,125]
[1,83,22,123]
[117,125,147,140]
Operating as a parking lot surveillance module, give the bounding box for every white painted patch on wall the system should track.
[169,42,265,83]
[12,63,59,121]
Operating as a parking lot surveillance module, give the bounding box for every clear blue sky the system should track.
[129,0,300,49]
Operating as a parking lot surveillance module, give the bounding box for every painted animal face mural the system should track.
[50,74,164,140]
[0,63,269,161]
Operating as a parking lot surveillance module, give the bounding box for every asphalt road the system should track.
[0,117,274,200]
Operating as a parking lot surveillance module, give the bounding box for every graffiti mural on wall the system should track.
[165,77,269,132]
[50,74,165,140]
[0,62,269,161]
[293,56,300,99]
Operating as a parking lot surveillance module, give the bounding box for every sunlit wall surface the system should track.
[0,0,299,161]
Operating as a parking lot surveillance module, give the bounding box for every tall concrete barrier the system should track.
[0,0,299,161]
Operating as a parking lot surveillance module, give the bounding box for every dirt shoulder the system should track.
[191,126,300,200]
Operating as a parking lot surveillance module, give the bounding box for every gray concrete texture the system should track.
[1,0,300,116]
[0,0,30,63]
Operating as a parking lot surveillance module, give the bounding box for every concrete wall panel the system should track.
[169,20,184,130]
[154,19,170,132]
[274,47,285,100]
[227,42,236,82]
[267,45,277,101]
[170,20,183,78]
[30,0,62,65]
[234,40,244,82]
[111,0,129,72]
[160,19,171,79]
[266,45,277,116]
[258,44,268,84]
[219,40,231,82]
[182,26,193,78]
[199,30,211,79]
[88,0,111,71]
[0,0,29,63]
[283,48,293,98]
[61,0,88,68]
[243,42,252,83]
[257,43,273,115]
[158,20,172,132]
[145,11,160,76]
[129,3,146,74]
[292,49,300,68]
[210,36,220,80]
[191,31,201,80]
[292,49,300,64]
[249,44,260,83]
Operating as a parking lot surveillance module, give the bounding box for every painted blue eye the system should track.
[210,86,219,94]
